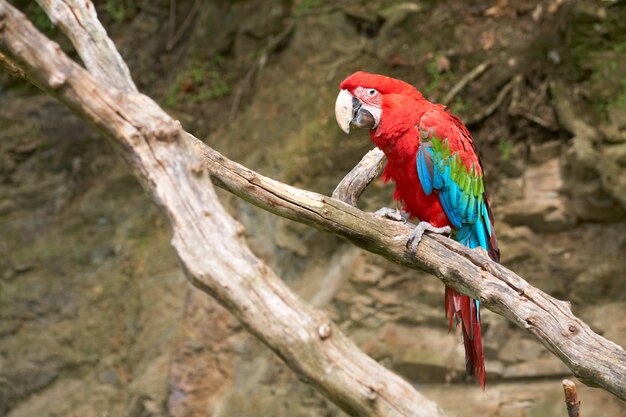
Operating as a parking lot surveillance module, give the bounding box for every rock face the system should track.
[1,1,625,417]
[501,156,575,231]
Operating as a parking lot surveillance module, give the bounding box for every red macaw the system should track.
[335,71,499,389]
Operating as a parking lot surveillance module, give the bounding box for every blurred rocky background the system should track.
[1,0,625,416]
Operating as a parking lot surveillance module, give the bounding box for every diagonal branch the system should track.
[0,0,625,405]
[197,138,626,401]
[0,3,445,417]
[332,147,386,206]
[35,0,137,92]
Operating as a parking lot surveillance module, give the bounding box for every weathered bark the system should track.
[0,3,446,417]
[197,137,626,399]
[332,147,385,206]
[0,0,624,406]
[35,0,137,92]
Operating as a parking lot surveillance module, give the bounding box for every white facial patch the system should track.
[353,86,382,128]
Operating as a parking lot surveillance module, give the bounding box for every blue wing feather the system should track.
[415,119,493,253]
[417,145,434,195]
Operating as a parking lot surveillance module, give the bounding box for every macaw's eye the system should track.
[367,89,378,96]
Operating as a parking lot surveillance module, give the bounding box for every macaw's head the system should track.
[334,71,424,134]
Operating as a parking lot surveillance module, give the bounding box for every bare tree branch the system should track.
[332,147,385,206]
[196,138,626,402]
[35,0,137,92]
[0,3,446,416]
[0,0,625,405]
[562,379,582,417]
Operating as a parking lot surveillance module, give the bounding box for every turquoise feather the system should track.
[416,136,492,252]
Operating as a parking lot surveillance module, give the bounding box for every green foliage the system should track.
[565,4,626,119]
[423,57,451,96]
[165,57,231,107]
[20,4,56,36]
[105,0,136,23]
[497,138,513,161]
[30,8,54,33]
[295,0,323,15]
[609,78,626,109]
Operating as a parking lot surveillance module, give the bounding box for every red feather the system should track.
[341,71,497,389]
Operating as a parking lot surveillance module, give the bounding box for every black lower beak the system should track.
[351,97,376,129]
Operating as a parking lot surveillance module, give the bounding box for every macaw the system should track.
[334,71,499,389]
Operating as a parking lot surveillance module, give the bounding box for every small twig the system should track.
[550,82,602,142]
[441,59,491,104]
[137,2,169,17]
[263,20,296,55]
[229,21,295,120]
[165,0,199,52]
[466,77,515,125]
[515,108,557,130]
[229,60,260,121]
[562,379,582,417]
[167,0,176,47]
[530,80,549,112]
[332,147,385,206]
[326,38,371,82]
[326,49,362,82]
[509,74,522,110]
[508,76,557,131]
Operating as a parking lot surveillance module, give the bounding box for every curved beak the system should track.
[335,89,355,134]
[335,89,377,134]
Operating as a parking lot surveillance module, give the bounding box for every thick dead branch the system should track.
[0,3,445,417]
[1,0,625,404]
[35,0,137,92]
[332,147,385,206]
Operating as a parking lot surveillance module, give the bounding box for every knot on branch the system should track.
[140,116,180,143]
[48,71,67,89]
[317,323,332,340]
[566,323,580,336]
[525,316,537,328]
[365,383,381,402]
[190,163,205,177]
[122,94,181,142]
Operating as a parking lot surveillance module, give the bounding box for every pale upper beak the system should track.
[335,89,354,134]
[334,89,378,134]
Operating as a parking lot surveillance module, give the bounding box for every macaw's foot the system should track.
[407,221,452,252]
[374,207,409,223]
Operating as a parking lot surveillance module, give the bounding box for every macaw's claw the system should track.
[374,207,409,223]
[407,221,452,252]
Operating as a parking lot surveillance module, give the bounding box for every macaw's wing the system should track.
[416,108,498,260]
[418,108,497,390]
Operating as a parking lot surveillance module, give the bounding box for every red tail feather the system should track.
[445,286,486,389]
